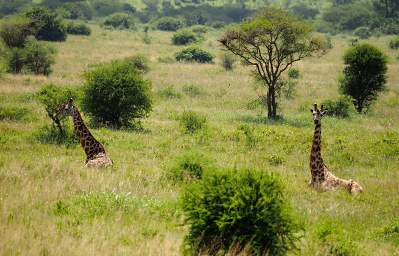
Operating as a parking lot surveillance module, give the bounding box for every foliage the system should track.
[182,84,203,97]
[91,0,136,17]
[322,4,371,31]
[82,60,152,128]
[0,0,30,17]
[157,85,182,99]
[168,150,213,182]
[172,29,198,45]
[103,13,135,29]
[288,68,300,79]
[23,38,56,75]
[124,54,150,73]
[221,52,236,71]
[182,169,301,256]
[190,25,209,34]
[383,220,399,244]
[175,46,213,63]
[179,111,207,133]
[64,22,91,36]
[220,7,326,119]
[389,37,399,49]
[290,2,319,19]
[340,44,387,113]
[34,124,78,146]
[354,27,371,39]
[57,2,93,20]
[0,105,29,121]
[0,16,32,48]
[23,6,67,42]
[156,17,184,31]
[321,97,352,118]
[4,47,25,74]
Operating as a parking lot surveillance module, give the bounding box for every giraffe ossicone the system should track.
[309,103,363,193]
[56,98,113,167]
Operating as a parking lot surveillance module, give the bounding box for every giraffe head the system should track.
[56,98,76,119]
[348,179,363,193]
[310,103,327,125]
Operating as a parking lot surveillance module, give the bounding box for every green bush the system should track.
[0,16,32,48]
[65,22,91,36]
[182,169,301,255]
[23,38,56,76]
[34,124,78,146]
[321,97,352,118]
[103,12,135,29]
[180,111,207,133]
[389,37,399,49]
[172,29,198,45]
[169,150,213,182]
[190,25,209,34]
[0,105,29,121]
[4,47,25,74]
[182,84,203,97]
[340,43,387,113]
[156,17,184,31]
[175,46,213,63]
[383,220,399,244]
[157,85,182,99]
[288,68,300,79]
[57,2,93,20]
[124,54,150,73]
[354,27,371,39]
[23,7,67,42]
[82,60,152,128]
[221,52,236,71]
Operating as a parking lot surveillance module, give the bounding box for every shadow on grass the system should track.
[238,114,311,128]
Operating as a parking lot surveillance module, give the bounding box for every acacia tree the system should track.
[219,7,327,119]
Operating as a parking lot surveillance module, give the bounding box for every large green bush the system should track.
[57,2,93,20]
[103,12,135,29]
[82,60,152,128]
[182,169,301,255]
[64,22,91,36]
[23,38,56,75]
[175,47,213,63]
[4,47,25,74]
[340,44,387,113]
[23,7,67,42]
[156,17,184,31]
[0,16,32,48]
[321,97,352,118]
[172,29,198,45]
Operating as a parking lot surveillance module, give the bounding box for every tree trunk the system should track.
[266,88,273,119]
[265,84,278,120]
[271,85,277,118]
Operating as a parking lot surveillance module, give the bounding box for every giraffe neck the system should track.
[71,108,105,160]
[310,123,325,182]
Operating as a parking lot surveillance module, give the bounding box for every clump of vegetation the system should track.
[82,60,152,128]
[268,154,284,165]
[64,22,91,36]
[383,220,399,244]
[182,169,301,255]
[157,85,182,99]
[236,124,257,148]
[182,84,203,97]
[354,26,371,39]
[172,29,198,45]
[0,16,32,48]
[124,54,150,73]
[221,52,236,71]
[179,111,207,133]
[389,37,399,49]
[175,47,213,63]
[57,1,93,20]
[340,43,387,113]
[168,150,213,182]
[0,105,29,121]
[4,48,25,74]
[288,68,300,79]
[23,6,67,42]
[103,13,135,29]
[156,17,184,31]
[190,25,209,34]
[322,97,352,118]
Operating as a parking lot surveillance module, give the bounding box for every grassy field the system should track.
[0,25,398,255]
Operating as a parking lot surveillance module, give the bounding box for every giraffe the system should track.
[56,98,112,167]
[309,103,363,193]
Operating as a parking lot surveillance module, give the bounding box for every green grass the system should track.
[0,25,398,255]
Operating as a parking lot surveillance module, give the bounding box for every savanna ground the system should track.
[0,25,399,255]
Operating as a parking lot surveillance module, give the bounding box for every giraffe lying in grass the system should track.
[56,98,112,167]
[309,103,363,193]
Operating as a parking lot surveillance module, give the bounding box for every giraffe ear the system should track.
[310,109,314,113]
[321,110,327,116]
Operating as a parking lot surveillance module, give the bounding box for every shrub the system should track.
[0,17,32,48]
[182,169,301,255]
[340,44,387,113]
[158,85,182,99]
[180,111,207,133]
[321,97,352,118]
[4,47,25,74]
[175,47,213,63]
[236,124,257,147]
[288,68,300,79]
[354,27,371,39]
[389,37,399,49]
[383,220,399,243]
[0,105,29,121]
[103,13,135,29]
[23,38,56,75]
[34,124,78,146]
[268,154,284,165]
[57,2,93,20]
[124,54,150,73]
[221,52,236,71]
[156,17,184,31]
[169,150,213,182]
[290,2,319,19]
[82,60,152,128]
[182,84,203,97]
[23,7,67,42]
[190,25,209,34]
[172,29,198,45]
[280,78,297,99]
[65,22,91,36]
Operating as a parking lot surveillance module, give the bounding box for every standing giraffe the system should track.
[56,98,112,167]
[309,103,363,193]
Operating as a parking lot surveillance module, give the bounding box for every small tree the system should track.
[23,38,56,76]
[220,7,326,119]
[340,44,387,113]
[82,60,152,128]
[172,29,198,45]
[0,16,32,48]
